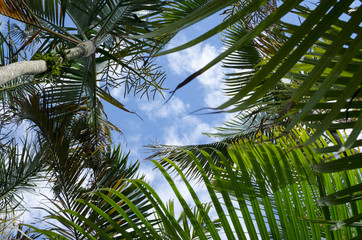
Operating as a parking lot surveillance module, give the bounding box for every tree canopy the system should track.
[0,0,362,239]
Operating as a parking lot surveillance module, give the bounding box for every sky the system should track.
[105,13,233,181]
[103,12,233,232]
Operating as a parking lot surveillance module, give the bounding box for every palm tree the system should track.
[0,0,173,197]
[132,0,362,238]
[0,0,248,238]
[0,0,171,238]
[0,0,172,137]
[41,126,362,239]
[0,88,156,239]
[2,0,362,238]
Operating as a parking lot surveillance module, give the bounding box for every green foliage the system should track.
[33,50,71,80]
[137,0,362,153]
[0,141,44,212]
[3,90,154,239]
[42,127,361,239]
[1,0,362,239]
[155,200,222,239]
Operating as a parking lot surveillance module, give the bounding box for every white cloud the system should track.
[138,96,188,120]
[204,88,227,108]
[110,87,129,103]
[166,34,227,108]
[139,163,157,182]
[163,115,214,146]
[21,180,54,225]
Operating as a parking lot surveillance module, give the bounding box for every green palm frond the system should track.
[5,89,152,239]
[147,142,229,181]
[222,0,281,57]
[138,0,261,44]
[156,200,222,240]
[135,0,362,152]
[146,110,280,180]
[43,126,362,239]
[217,2,362,148]
[0,140,44,212]
[25,0,67,26]
[29,152,154,239]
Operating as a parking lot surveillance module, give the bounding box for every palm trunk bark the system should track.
[0,40,96,85]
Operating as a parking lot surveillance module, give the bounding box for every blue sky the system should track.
[102,13,233,225]
[106,13,232,172]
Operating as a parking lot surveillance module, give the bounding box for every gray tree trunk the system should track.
[0,60,47,85]
[0,40,96,85]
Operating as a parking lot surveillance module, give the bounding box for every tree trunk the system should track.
[0,40,96,85]
[0,60,47,85]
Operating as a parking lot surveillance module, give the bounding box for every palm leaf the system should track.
[8,90,153,239]
[0,140,44,212]
[0,0,40,26]
[155,200,221,240]
[133,0,362,153]
[44,126,361,239]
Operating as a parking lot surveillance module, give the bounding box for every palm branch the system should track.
[135,0,362,152]
[38,126,362,239]
[0,0,170,112]
[5,89,154,239]
[155,200,222,240]
[0,140,44,212]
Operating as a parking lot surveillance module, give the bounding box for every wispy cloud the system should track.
[110,86,130,103]
[167,34,227,108]
[21,181,54,225]
[163,115,213,146]
[138,96,188,120]
[136,93,215,146]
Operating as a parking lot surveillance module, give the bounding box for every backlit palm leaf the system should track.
[46,126,362,239]
[155,200,221,240]
[217,2,362,148]
[135,0,362,152]
[0,0,40,26]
